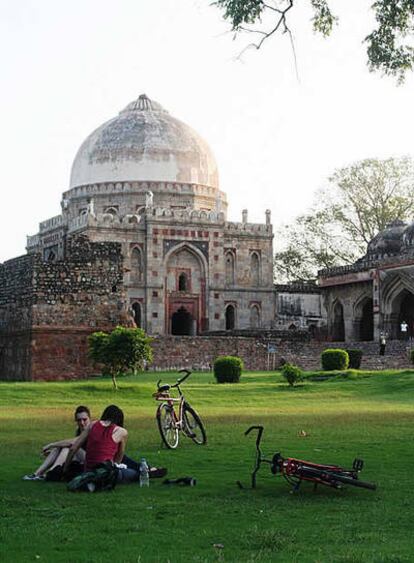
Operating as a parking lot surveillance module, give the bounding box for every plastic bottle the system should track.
[139,458,150,487]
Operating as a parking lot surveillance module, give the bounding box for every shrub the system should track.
[346,349,363,369]
[410,349,414,364]
[88,326,153,389]
[321,349,349,371]
[214,356,243,383]
[280,363,302,386]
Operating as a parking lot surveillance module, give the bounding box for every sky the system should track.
[1,0,414,262]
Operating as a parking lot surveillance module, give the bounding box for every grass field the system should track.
[1,369,414,562]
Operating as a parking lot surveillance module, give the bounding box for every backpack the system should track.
[67,461,119,492]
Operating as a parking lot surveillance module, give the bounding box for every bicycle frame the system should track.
[153,369,192,431]
[153,386,186,429]
[243,425,376,492]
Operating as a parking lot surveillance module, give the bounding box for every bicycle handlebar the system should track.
[156,369,192,390]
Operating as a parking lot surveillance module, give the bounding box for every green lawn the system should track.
[1,370,414,562]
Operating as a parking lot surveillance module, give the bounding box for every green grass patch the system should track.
[1,369,414,562]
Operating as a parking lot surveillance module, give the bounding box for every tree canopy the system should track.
[274,157,414,282]
[88,326,153,390]
[212,0,414,82]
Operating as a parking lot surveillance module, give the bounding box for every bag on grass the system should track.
[67,461,119,492]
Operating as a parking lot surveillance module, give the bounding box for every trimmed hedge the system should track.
[280,363,302,386]
[346,349,363,369]
[214,356,243,383]
[321,349,349,371]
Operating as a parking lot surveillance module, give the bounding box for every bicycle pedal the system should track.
[352,458,364,471]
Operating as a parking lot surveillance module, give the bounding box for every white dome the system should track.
[69,94,219,189]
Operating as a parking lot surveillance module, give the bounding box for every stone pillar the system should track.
[372,269,381,341]
[242,209,248,224]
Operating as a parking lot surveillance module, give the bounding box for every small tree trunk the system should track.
[111,372,119,391]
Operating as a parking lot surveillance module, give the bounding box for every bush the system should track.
[214,356,243,383]
[346,349,363,369]
[410,349,414,364]
[280,363,302,386]
[321,349,349,371]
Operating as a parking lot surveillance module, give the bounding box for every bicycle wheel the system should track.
[182,404,207,445]
[331,472,377,490]
[157,403,179,449]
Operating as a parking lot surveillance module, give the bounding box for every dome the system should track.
[402,220,414,249]
[366,219,407,257]
[70,94,219,189]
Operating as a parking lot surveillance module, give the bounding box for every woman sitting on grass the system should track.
[63,404,139,483]
[23,405,91,481]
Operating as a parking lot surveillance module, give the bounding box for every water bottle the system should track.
[139,458,149,488]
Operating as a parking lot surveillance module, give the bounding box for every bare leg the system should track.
[46,447,70,473]
[33,447,61,477]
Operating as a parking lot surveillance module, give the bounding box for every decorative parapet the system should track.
[39,214,64,233]
[67,212,145,233]
[225,221,272,235]
[148,207,225,224]
[63,181,227,203]
[274,283,320,294]
[26,234,40,249]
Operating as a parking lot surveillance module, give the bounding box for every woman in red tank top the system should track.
[63,405,128,474]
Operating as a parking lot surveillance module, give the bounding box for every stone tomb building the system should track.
[319,219,414,342]
[0,95,275,379]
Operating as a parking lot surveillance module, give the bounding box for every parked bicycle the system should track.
[153,369,207,449]
[242,425,376,492]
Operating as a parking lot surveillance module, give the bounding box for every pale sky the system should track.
[1,0,414,262]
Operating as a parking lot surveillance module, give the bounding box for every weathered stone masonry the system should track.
[0,237,127,380]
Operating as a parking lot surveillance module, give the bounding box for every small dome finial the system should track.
[120,94,166,114]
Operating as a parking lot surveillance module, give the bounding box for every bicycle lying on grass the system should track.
[153,369,207,449]
[241,425,377,492]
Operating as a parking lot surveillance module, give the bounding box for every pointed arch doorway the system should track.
[171,306,195,335]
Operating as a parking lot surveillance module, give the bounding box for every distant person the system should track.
[379,332,387,356]
[400,320,408,340]
[23,405,91,481]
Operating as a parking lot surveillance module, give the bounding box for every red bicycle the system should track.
[242,426,377,492]
[153,369,207,449]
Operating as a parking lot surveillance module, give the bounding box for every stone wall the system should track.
[2,330,412,381]
[0,236,128,381]
[150,336,413,372]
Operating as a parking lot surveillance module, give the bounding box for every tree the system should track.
[274,157,414,282]
[88,326,153,390]
[212,1,414,82]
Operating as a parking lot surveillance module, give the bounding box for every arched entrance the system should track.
[399,292,414,338]
[359,299,374,341]
[225,305,235,330]
[171,307,194,335]
[332,301,345,341]
[132,302,141,328]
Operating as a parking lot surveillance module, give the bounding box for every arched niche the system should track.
[130,247,143,283]
[250,252,260,286]
[225,251,235,286]
[332,301,345,341]
[250,305,260,328]
[131,302,142,328]
[354,296,374,341]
